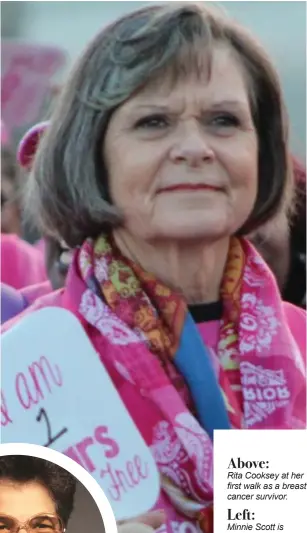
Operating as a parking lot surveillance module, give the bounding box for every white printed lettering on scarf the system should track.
[239,293,279,354]
[241,362,291,427]
[242,244,305,374]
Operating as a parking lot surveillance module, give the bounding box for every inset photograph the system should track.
[0,453,106,533]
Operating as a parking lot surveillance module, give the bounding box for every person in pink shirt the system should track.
[1,122,22,237]
[17,123,73,293]
[0,121,51,319]
[1,120,49,291]
[2,4,306,533]
[1,123,72,324]
[1,233,48,290]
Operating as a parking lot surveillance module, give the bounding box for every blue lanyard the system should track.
[174,312,231,440]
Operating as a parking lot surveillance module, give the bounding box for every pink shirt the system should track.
[1,234,47,290]
[21,280,52,305]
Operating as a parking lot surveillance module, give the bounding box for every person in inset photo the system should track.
[0,454,106,533]
[0,455,75,532]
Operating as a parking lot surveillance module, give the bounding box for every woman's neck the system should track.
[113,230,230,305]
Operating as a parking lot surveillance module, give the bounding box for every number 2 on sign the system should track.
[36,408,68,447]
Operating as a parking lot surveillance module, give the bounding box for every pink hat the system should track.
[17,121,49,169]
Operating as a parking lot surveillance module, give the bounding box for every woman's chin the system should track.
[146,216,234,243]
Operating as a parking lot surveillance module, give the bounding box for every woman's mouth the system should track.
[157,183,222,193]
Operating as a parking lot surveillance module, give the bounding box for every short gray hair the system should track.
[26,2,293,247]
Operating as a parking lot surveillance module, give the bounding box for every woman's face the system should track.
[0,480,57,526]
[103,44,258,243]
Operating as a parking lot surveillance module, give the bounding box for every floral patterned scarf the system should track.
[81,235,245,424]
[74,234,305,533]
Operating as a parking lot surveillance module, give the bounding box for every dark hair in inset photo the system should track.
[0,455,76,527]
[26,1,293,248]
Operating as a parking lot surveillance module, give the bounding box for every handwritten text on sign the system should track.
[1,308,160,520]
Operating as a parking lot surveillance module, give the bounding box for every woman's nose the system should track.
[170,122,215,167]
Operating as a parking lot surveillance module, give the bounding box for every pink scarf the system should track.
[62,236,306,532]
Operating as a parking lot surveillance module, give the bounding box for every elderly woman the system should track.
[2,3,306,533]
[0,455,76,532]
[0,455,160,533]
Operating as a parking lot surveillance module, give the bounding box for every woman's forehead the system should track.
[0,480,56,513]
[121,46,250,112]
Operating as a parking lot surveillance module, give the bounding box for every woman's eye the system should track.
[210,113,240,128]
[134,114,169,130]
[33,525,54,531]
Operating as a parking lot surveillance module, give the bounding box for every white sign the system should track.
[1,308,160,520]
